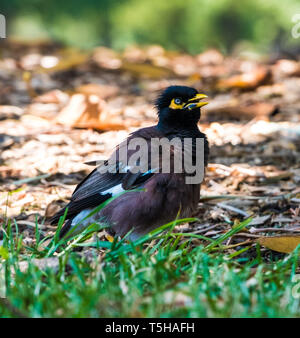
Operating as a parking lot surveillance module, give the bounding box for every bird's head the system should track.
[156,86,208,130]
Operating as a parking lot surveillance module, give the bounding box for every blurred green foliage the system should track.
[1,0,300,53]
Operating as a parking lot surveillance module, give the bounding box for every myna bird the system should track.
[50,86,209,240]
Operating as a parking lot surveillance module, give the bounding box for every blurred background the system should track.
[1,0,300,55]
[1,0,300,318]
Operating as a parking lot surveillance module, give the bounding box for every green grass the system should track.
[0,212,300,318]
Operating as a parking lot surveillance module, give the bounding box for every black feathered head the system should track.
[156,86,208,130]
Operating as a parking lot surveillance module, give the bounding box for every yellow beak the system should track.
[184,93,209,110]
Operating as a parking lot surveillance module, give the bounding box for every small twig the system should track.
[217,202,250,217]
[220,239,252,249]
[199,190,300,203]
[12,174,51,186]
[199,194,260,202]
[193,224,223,234]
[249,227,300,234]
[226,237,232,246]
[232,232,262,238]
[41,179,74,189]
[15,220,47,229]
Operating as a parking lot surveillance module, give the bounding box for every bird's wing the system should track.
[50,127,162,225]
[50,166,155,225]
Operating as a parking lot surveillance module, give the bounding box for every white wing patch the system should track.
[101,183,124,196]
[71,208,93,226]
[69,208,98,236]
[70,183,124,229]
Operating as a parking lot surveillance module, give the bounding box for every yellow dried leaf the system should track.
[105,234,114,243]
[257,236,300,253]
[121,61,174,79]
[217,67,270,90]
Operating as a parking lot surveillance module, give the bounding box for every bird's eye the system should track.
[174,98,182,105]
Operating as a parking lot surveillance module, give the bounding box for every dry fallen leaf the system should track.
[33,90,69,105]
[45,201,62,219]
[257,235,300,253]
[121,61,175,79]
[196,49,224,65]
[274,59,300,78]
[75,83,119,99]
[93,46,122,69]
[205,101,277,120]
[38,48,89,73]
[217,67,271,90]
[55,93,137,130]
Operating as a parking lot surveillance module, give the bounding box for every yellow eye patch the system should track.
[169,98,185,109]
